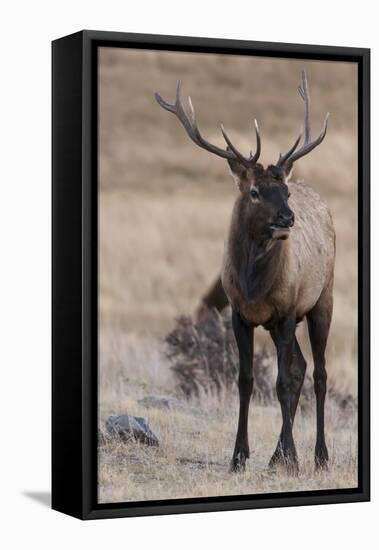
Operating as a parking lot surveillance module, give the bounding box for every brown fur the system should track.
[222,178,335,328]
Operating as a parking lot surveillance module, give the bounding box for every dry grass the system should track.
[98,333,357,503]
[98,49,358,503]
[99,408,357,503]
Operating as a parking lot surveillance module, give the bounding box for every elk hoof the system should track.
[230,447,249,473]
[269,448,299,474]
[315,445,329,471]
[268,447,283,469]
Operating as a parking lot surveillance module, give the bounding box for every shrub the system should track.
[165,309,275,402]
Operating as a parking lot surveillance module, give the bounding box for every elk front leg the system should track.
[230,310,254,472]
[269,337,306,468]
[270,316,298,472]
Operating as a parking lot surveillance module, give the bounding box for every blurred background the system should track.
[98,48,358,503]
[99,48,357,382]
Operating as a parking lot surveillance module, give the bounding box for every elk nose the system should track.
[277,209,295,227]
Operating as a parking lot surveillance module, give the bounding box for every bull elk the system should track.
[155,71,335,473]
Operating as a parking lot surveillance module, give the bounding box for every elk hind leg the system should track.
[307,283,333,470]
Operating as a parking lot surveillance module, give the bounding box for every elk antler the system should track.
[277,70,329,168]
[154,80,261,169]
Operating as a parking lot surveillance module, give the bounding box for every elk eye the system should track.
[250,189,259,199]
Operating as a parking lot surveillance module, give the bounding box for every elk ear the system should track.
[227,158,249,192]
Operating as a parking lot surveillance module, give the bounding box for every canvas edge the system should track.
[52,29,370,520]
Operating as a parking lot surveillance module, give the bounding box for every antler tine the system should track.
[277,130,303,166]
[251,119,261,164]
[220,118,261,167]
[154,81,179,113]
[220,124,250,166]
[155,81,260,168]
[277,70,329,168]
[155,81,203,145]
[299,70,311,144]
[155,80,236,162]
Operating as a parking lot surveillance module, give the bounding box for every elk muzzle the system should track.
[270,209,295,240]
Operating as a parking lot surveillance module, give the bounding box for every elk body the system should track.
[155,71,335,472]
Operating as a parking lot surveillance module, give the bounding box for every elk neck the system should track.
[232,198,286,305]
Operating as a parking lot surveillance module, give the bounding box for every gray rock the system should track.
[105,415,159,447]
[138,395,203,416]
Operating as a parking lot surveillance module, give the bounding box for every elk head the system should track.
[155,71,329,242]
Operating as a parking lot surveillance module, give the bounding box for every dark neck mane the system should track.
[230,197,284,304]
[238,238,282,303]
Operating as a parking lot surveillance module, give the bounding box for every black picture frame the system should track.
[52,30,370,520]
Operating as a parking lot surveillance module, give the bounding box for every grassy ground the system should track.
[98,333,357,503]
[98,49,358,503]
